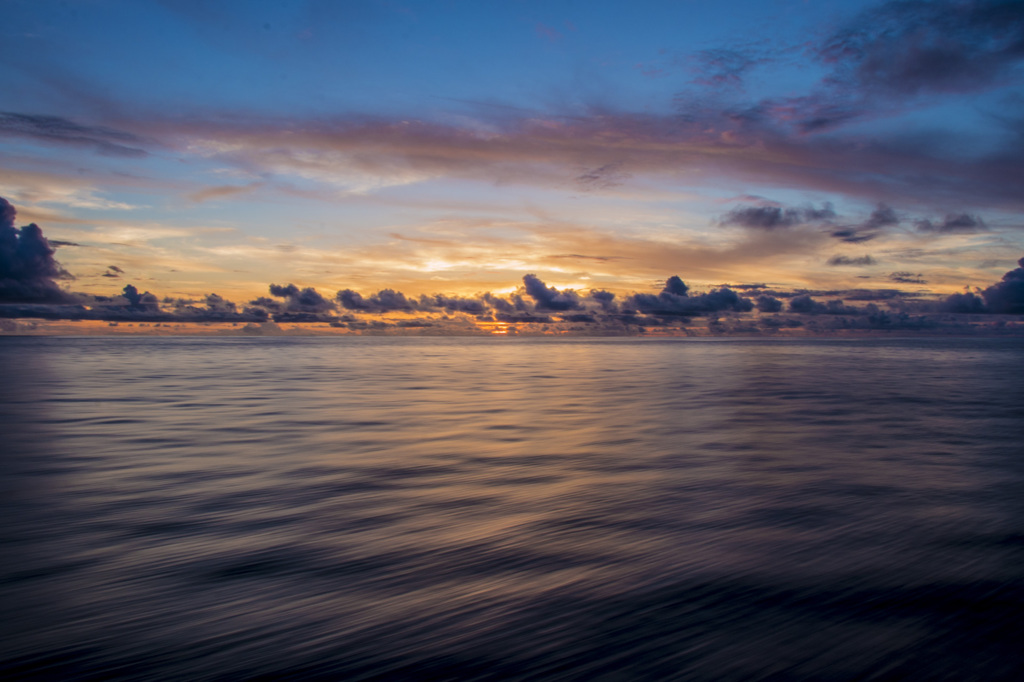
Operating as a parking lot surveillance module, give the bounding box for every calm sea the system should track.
[1,336,1022,680]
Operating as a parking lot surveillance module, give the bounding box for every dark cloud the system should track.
[939,291,987,313]
[830,228,877,243]
[625,276,753,317]
[719,203,835,230]
[915,213,987,233]
[831,204,899,243]
[558,313,597,323]
[791,99,866,134]
[0,196,73,303]
[827,254,877,266]
[2,197,1021,332]
[788,295,862,315]
[0,112,147,157]
[269,283,336,313]
[158,292,269,323]
[0,280,269,324]
[863,204,899,229]
[522,274,583,311]
[495,311,554,324]
[931,256,1024,314]
[663,275,689,296]
[890,271,926,284]
[419,294,488,315]
[788,295,827,314]
[337,288,420,313]
[121,284,160,312]
[840,288,910,301]
[819,0,1024,96]
[756,295,783,313]
[982,256,1024,313]
[590,289,617,312]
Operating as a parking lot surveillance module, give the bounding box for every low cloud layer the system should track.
[1,197,1023,335]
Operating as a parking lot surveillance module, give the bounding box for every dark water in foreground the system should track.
[1,336,1022,681]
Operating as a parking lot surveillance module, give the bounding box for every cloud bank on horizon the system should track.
[3,196,1023,335]
[1,0,1024,334]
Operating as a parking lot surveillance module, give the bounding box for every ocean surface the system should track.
[1,336,1022,681]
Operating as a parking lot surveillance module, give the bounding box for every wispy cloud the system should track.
[0,112,147,157]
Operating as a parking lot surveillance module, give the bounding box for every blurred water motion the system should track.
[1,336,1023,680]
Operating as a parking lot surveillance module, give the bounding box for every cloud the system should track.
[118,96,1024,212]
[863,204,900,229]
[831,204,899,243]
[419,294,488,315]
[337,287,420,313]
[0,196,74,303]
[188,183,264,203]
[257,283,338,321]
[522,274,583,311]
[718,203,836,230]
[915,213,987,233]
[818,0,1024,96]
[121,284,160,312]
[0,112,147,157]
[827,255,877,266]
[889,271,926,284]
[2,198,1021,334]
[756,295,783,313]
[624,276,753,317]
[788,295,862,315]
[939,291,988,313]
[982,257,1024,313]
[931,256,1024,314]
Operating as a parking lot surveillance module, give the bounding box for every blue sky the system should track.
[2,0,1023,332]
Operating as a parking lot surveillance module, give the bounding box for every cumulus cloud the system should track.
[337,288,421,313]
[522,274,583,311]
[0,196,74,303]
[624,276,753,317]
[756,295,783,313]
[983,257,1024,313]
[257,283,338,322]
[939,291,988,314]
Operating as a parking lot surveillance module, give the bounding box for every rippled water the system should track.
[1,336,1023,680]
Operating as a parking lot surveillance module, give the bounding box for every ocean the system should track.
[1,336,1022,680]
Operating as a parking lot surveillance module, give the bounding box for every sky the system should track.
[2,0,1024,334]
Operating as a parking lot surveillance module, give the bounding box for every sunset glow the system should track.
[2,0,1023,334]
